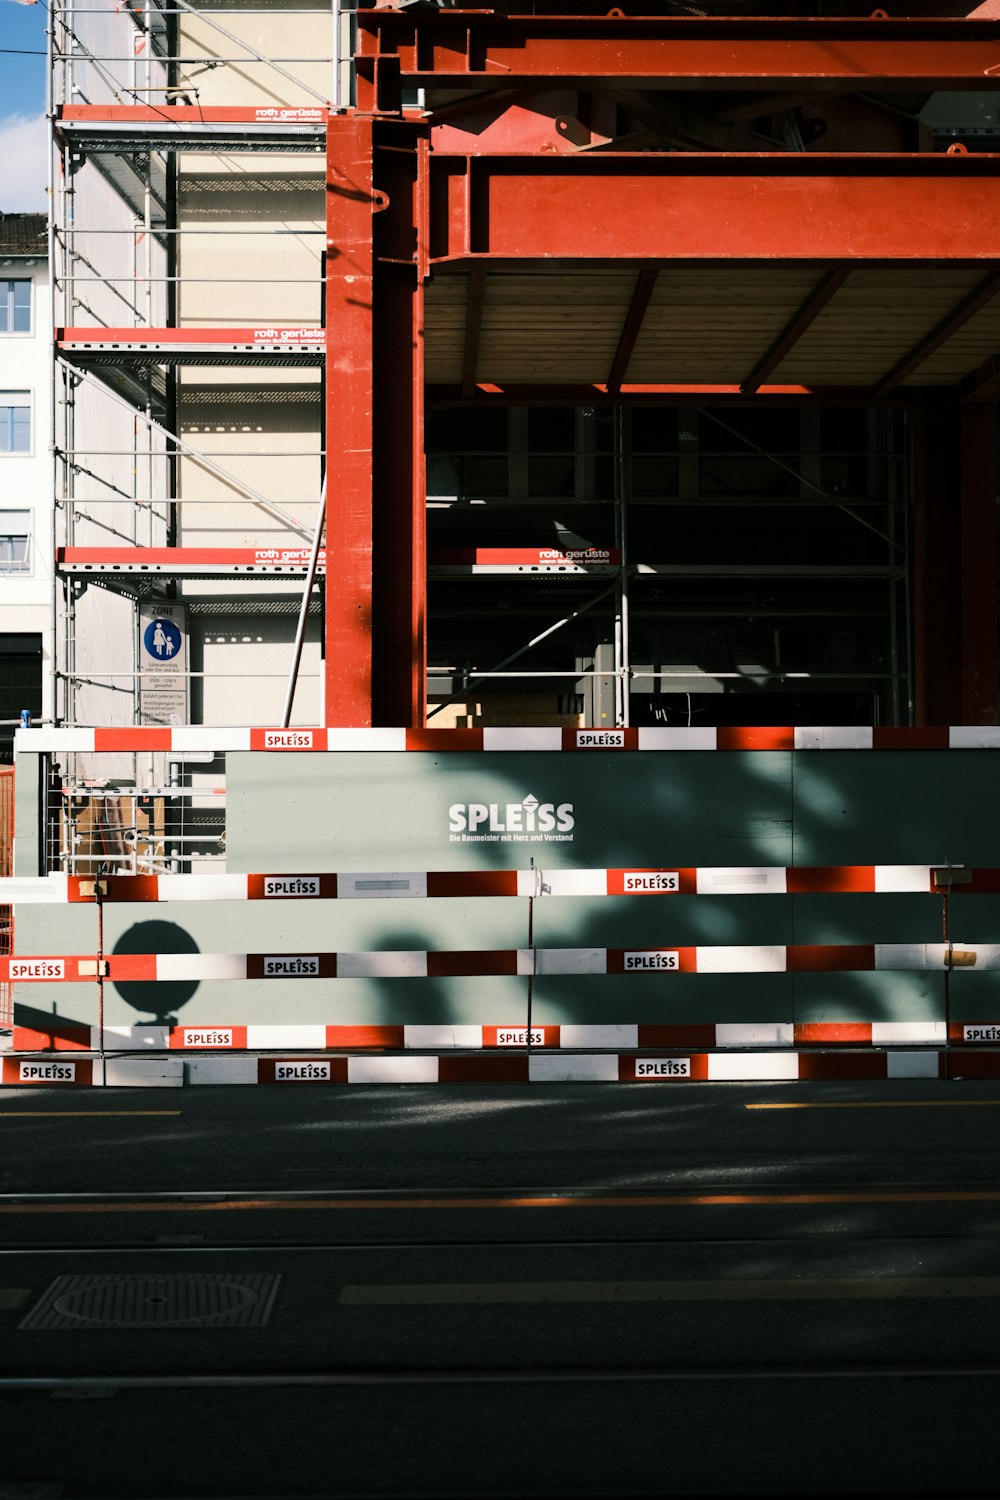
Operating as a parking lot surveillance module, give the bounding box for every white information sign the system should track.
[138,603,188,726]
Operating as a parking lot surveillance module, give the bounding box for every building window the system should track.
[0,397,30,454]
[0,512,30,573]
[0,634,42,763]
[0,281,31,335]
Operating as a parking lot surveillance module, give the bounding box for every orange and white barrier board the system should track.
[1,943,996,984]
[7,1049,1000,1086]
[15,1020,981,1053]
[0,864,988,904]
[17,724,1000,753]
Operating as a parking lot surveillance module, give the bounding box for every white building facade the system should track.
[0,213,51,758]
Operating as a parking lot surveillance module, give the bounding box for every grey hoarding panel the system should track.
[15,906,98,954]
[787,894,942,944]
[533,895,793,947]
[533,974,794,1024]
[13,752,40,877]
[951,973,1000,1020]
[226,751,795,870]
[791,971,945,1023]
[12,906,98,1029]
[93,898,526,955]
[790,753,1000,864]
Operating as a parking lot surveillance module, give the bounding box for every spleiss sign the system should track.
[449,793,574,844]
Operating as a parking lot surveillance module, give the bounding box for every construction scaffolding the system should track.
[47,2,1000,775]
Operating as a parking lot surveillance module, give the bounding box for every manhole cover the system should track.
[20,1273,281,1330]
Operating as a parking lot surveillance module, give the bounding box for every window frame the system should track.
[0,278,32,336]
[0,394,32,456]
[0,509,32,575]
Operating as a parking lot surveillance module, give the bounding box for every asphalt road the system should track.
[1,1079,1000,1499]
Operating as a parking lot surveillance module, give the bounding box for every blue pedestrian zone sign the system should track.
[143,616,183,660]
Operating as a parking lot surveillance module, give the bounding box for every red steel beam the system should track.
[429,154,1000,264]
[355,14,1000,111]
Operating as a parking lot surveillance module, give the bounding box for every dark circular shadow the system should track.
[112,920,201,1023]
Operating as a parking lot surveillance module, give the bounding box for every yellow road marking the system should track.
[0,1111,181,1118]
[747,1101,1000,1111]
[342,1277,1000,1306]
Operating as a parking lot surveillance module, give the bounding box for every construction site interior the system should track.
[38,0,1000,880]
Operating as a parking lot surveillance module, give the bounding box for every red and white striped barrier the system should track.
[6,1049,1000,1086]
[1,864,987,905]
[1,943,994,983]
[16,1020,988,1053]
[16,725,1000,754]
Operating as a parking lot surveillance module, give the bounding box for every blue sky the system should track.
[0,0,49,210]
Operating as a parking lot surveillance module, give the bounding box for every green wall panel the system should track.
[226,751,795,870]
[790,754,1000,864]
[12,749,1000,1034]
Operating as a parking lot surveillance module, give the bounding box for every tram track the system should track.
[5,1182,1000,1206]
[8,1361,1000,1390]
[7,1231,1000,1256]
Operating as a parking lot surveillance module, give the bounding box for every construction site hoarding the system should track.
[6,744,1000,1048]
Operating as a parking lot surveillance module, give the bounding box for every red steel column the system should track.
[371,128,426,729]
[326,115,375,725]
[325,116,426,726]
[914,403,997,725]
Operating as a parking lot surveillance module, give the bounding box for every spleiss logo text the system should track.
[449,793,574,843]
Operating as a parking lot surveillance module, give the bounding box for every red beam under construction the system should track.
[355,14,1000,110]
[428,154,1000,263]
[312,119,1000,723]
[325,116,427,729]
